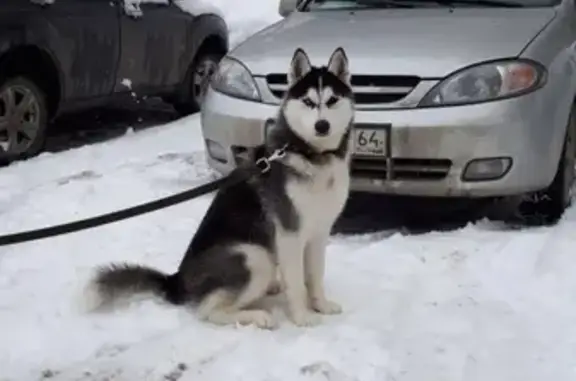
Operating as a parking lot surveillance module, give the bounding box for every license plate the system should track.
[353,126,389,156]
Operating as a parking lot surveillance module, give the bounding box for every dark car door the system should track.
[31,0,121,102]
[116,0,189,95]
[0,1,37,51]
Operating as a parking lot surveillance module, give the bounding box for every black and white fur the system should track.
[87,47,355,329]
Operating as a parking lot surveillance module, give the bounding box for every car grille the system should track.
[265,74,420,104]
[352,157,452,181]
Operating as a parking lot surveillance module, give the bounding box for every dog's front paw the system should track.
[238,310,278,330]
[290,310,322,327]
[311,298,342,315]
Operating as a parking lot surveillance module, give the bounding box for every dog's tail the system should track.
[88,262,185,309]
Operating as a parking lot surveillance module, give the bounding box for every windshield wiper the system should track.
[431,0,525,7]
[358,0,524,7]
[354,0,416,8]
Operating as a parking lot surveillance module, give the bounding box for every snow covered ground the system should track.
[2,113,576,381]
[2,2,576,381]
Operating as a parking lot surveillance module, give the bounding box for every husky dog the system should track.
[88,46,355,329]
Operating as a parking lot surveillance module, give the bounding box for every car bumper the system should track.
[200,87,560,198]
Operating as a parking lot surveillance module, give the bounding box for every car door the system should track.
[116,0,189,95]
[31,0,121,102]
[0,1,37,54]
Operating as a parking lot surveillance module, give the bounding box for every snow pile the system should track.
[122,0,169,17]
[173,0,225,20]
[197,0,282,47]
[120,78,132,89]
[173,0,282,47]
[122,0,281,48]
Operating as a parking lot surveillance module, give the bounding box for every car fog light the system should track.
[462,157,512,181]
[205,139,227,163]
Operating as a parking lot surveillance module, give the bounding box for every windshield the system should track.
[303,0,561,10]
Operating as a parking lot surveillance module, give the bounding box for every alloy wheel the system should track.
[0,84,41,156]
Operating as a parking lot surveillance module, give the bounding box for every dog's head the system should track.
[281,47,354,153]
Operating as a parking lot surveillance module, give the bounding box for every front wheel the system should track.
[495,107,576,226]
[172,52,222,116]
[0,76,49,163]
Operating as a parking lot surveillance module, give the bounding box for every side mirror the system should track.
[279,0,301,17]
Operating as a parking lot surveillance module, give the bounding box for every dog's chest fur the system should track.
[283,152,350,236]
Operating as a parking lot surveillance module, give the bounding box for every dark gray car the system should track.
[0,0,228,163]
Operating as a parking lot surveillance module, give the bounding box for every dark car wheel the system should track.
[494,106,576,226]
[0,76,48,163]
[172,52,222,116]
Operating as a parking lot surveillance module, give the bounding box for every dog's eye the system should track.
[326,96,338,107]
[302,98,316,108]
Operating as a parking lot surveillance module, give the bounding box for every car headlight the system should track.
[211,56,261,101]
[419,59,547,107]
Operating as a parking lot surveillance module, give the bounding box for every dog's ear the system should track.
[288,48,312,86]
[327,47,350,85]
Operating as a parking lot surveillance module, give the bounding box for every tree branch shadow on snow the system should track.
[332,192,491,236]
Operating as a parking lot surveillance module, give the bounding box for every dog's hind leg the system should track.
[267,266,284,295]
[197,244,277,329]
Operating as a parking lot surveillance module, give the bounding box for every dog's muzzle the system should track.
[314,120,330,136]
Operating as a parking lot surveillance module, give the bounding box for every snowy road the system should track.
[2,1,576,380]
[1,114,576,381]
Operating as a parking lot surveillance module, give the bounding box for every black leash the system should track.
[0,147,286,247]
[0,175,228,247]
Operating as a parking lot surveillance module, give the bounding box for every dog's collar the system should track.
[255,144,288,173]
[284,128,351,164]
[284,143,343,165]
[265,143,340,166]
[260,127,350,172]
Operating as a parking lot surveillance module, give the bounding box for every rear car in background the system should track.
[201,0,576,224]
[0,0,228,163]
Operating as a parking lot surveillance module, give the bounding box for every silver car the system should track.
[201,0,576,223]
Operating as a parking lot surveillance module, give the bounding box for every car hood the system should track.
[232,8,556,77]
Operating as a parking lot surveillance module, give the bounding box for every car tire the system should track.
[172,51,222,116]
[495,105,576,226]
[0,76,49,163]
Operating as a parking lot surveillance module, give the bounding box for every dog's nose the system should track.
[314,120,330,135]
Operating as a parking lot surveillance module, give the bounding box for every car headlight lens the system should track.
[419,60,546,107]
[211,56,261,101]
